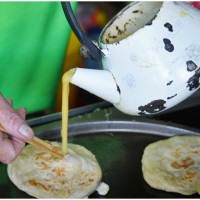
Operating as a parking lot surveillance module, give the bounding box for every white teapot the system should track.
[62,1,200,116]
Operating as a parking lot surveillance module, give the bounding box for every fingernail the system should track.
[19,124,34,139]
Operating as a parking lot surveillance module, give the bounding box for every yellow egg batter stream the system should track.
[8,69,110,198]
[61,68,76,155]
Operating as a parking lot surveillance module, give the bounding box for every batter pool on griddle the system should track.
[61,68,76,155]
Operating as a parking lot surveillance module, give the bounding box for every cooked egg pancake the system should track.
[7,141,102,198]
[142,135,200,195]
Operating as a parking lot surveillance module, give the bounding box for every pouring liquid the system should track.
[61,68,76,155]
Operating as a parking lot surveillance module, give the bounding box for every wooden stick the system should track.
[33,136,53,149]
[26,138,64,159]
[0,125,64,159]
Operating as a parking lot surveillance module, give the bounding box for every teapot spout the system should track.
[70,68,120,104]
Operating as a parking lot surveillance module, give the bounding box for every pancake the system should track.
[7,141,104,198]
[142,135,200,195]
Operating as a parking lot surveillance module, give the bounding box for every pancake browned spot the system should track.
[142,136,200,195]
[8,141,104,198]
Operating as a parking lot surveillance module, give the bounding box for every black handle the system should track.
[61,2,102,62]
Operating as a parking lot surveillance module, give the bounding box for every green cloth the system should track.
[0,2,77,114]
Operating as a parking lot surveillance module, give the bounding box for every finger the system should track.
[0,93,34,141]
[2,132,9,139]
[0,132,25,164]
[7,98,13,107]
[16,107,27,120]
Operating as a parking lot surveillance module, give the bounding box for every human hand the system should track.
[0,93,34,164]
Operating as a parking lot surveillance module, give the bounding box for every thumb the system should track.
[0,94,34,141]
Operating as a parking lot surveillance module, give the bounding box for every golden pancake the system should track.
[142,135,200,195]
[8,141,103,198]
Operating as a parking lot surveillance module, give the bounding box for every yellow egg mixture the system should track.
[61,68,76,155]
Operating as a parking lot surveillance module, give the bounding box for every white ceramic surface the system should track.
[71,1,200,116]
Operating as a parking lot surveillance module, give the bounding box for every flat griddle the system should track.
[1,103,200,198]
[1,120,200,198]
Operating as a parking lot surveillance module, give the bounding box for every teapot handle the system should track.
[61,2,102,62]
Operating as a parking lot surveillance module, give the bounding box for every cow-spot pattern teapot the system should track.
[62,1,200,116]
